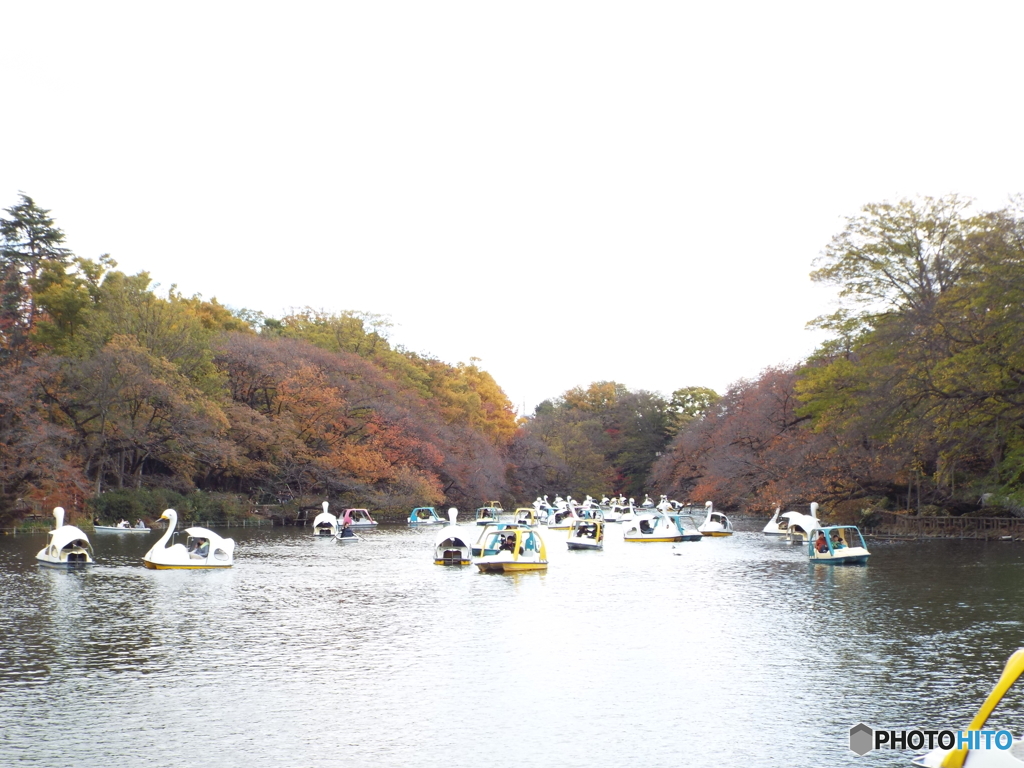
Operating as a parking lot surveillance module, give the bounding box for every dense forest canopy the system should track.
[6,193,1021,523]
[0,195,516,522]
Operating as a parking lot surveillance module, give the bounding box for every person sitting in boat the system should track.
[499,534,515,553]
[118,519,129,528]
[135,519,145,529]
[831,532,846,549]
[189,537,210,557]
[815,532,829,553]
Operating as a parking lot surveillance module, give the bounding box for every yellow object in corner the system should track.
[941,648,1024,768]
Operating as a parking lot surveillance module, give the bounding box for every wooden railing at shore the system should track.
[0,517,275,535]
[869,511,1024,539]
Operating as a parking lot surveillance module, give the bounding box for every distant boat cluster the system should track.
[31,494,870,571]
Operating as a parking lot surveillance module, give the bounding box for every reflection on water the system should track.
[4,523,1024,766]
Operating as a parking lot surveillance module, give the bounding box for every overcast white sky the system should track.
[4,1,1023,413]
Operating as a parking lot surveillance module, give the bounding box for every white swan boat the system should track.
[623,511,683,542]
[808,525,870,565]
[474,527,548,572]
[782,513,818,545]
[94,519,151,533]
[312,501,338,537]
[143,509,234,569]
[698,501,734,536]
[600,501,634,523]
[566,518,603,550]
[36,507,93,568]
[912,648,1024,767]
[434,509,471,565]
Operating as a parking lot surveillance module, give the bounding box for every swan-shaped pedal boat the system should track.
[781,503,820,544]
[434,509,471,565]
[36,507,93,568]
[912,648,1024,767]
[624,511,683,542]
[312,501,338,537]
[143,509,234,569]
[698,501,734,536]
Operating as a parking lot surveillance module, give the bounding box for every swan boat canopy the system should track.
[143,509,234,569]
[313,501,338,537]
[433,526,472,565]
[808,525,870,565]
[911,648,1024,767]
[36,507,94,568]
[409,507,446,525]
[783,511,820,545]
[566,518,604,550]
[474,527,548,573]
[623,511,683,543]
[698,501,734,537]
[341,509,377,528]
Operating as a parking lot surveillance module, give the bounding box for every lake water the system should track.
[4,519,1024,767]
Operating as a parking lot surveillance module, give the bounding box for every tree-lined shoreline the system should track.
[4,193,1021,527]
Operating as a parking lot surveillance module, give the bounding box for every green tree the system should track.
[667,386,720,436]
[800,196,1024,507]
[0,194,73,356]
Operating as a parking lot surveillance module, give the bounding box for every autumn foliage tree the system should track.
[656,196,1024,514]
[514,381,709,499]
[0,195,516,518]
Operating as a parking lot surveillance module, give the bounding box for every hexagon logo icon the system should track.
[849,723,874,756]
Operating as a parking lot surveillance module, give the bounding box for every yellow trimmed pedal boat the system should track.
[312,501,338,537]
[36,507,94,568]
[698,501,734,536]
[474,527,548,572]
[143,509,234,569]
[434,514,472,565]
[624,511,682,542]
[567,518,604,550]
